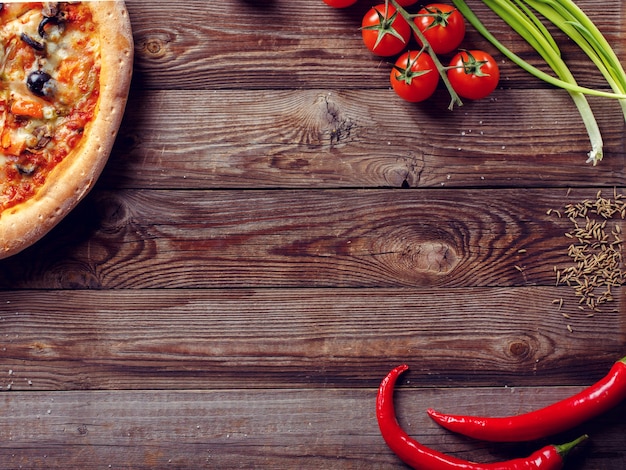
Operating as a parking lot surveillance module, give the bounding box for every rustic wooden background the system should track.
[1,0,625,468]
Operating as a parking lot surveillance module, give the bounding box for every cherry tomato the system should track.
[322,0,358,7]
[390,50,439,103]
[395,0,419,5]
[413,3,465,55]
[447,50,500,100]
[361,4,411,57]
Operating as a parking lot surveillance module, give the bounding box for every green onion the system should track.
[522,0,626,118]
[451,0,626,164]
[470,0,603,163]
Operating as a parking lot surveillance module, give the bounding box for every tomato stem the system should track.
[362,3,411,52]
[389,0,463,110]
[412,6,456,29]
[393,49,433,84]
[456,49,492,77]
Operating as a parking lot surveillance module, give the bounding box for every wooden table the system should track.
[1,1,625,468]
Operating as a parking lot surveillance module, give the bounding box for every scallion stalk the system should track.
[451,0,626,164]
[521,0,626,119]
[480,0,603,163]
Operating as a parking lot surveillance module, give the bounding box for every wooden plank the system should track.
[0,388,623,469]
[1,188,624,289]
[128,0,625,91]
[103,89,625,190]
[0,288,622,390]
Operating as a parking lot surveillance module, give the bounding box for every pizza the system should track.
[0,1,133,259]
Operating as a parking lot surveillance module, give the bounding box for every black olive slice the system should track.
[20,33,45,52]
[27,70,54,98]
[15,163,37,177]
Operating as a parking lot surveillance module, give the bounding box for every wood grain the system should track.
[0,188,623,289]
[128,1,624,91]
[0,388,624,469]
[0,288,622,391]
[0,0,624,468]
[101,89,626,190]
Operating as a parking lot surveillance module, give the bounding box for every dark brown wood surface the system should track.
[1,0,625,468]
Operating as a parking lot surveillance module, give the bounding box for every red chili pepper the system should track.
[427,355,626,442]
[377,364,587,469]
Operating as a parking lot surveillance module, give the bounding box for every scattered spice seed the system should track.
[551,298,565,310]
[550,190,625,314]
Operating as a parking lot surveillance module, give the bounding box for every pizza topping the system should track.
[11,97,45,119]
[20,32,45,52]
[39,8,65,39]
[42,3,60,19]
[0,2,101,213]
[27,70,54,98]
[15,161,37,176]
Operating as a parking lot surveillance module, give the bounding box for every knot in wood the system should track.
[139,31,173,60]
[407,241,458,275]
[145,39,162,55]
[368,236,460,284]
[95,194,131,233]
[508,339,532,359]
[317,93,357,146]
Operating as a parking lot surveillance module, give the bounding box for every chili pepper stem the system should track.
[555,434,589,458]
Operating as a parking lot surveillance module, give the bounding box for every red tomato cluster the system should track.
[323,0,500,104]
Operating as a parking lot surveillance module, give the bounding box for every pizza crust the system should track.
[0,1,134,259]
